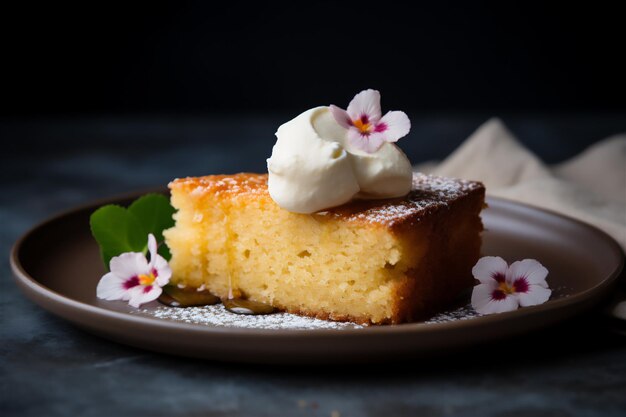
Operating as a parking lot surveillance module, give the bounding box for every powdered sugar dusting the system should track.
[321,173,484,227]
[424,303,482,324]
[132,302,484,330]
[133,304,366,330]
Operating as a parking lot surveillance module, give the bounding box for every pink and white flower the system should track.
[471,256,551,315]
[330,89,411,153]
[96,234,171,307]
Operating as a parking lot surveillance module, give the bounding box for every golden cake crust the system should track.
[170,172,484,232]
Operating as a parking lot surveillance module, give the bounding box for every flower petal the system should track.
[472,256,509,284]
[347,89,382,123]
[377,111,411,142]
[96,272,128,301]
[347,129,385,153]
[517,284,552,307]
[127,285,162,308]
[471,283,520,314]
[506,259,549,287]
[471,282,498,311]
[329,105,352,129]
[147,233,157,269]
[109,252,149,279]
[153,255,172,287]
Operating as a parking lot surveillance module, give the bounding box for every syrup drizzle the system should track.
[222,298,276,315]
[158,286,220,307]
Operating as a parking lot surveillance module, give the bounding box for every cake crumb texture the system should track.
[164,173,484,324]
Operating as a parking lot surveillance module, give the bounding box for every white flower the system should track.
[330,89,411,153]
[471,256,551,315]
[96,234,171,307]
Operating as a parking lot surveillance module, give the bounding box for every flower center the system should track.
[352,116,372,134]
[497,281,516,295]
[138,272,156,286]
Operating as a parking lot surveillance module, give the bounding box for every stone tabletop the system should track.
[2,115,625,417]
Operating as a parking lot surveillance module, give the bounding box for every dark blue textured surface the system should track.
[2,115,625,417]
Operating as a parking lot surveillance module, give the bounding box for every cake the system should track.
[164,172,485,324]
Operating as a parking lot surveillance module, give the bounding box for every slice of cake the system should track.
[164,172,485,324]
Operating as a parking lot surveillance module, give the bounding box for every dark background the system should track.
[3,1,626,117]
[3,1,625,173]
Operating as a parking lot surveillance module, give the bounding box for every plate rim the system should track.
[9,189,625,339]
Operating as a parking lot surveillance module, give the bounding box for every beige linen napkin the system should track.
[415,118,626,250]
[415,119,626,319]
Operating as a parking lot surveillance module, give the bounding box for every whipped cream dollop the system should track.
[266,106,412,213]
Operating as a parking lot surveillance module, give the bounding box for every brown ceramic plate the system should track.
[10,192,624,364]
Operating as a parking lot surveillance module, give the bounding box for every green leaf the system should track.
[89,205,148,268]
[128,194,176,260]
[89,193,176,270]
